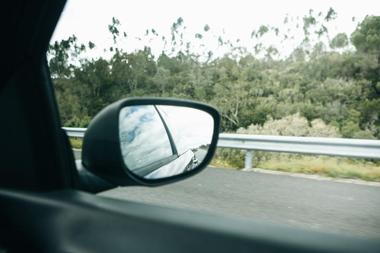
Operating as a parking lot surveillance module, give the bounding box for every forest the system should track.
[49,10,380,180]
[49,10,379,140]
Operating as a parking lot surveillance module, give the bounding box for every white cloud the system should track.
[119,106,173,169]
[157,105,214,154]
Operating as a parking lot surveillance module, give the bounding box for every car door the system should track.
[0,0,379,253]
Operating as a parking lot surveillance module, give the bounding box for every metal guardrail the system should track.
[63,127,86,138]
[64,127,380,169]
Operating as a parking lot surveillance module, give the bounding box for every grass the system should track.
[210,158,239,170]
[258,156,380,182]
[70,138,83,149]
[211,153,380,182]
[69,138,380,182]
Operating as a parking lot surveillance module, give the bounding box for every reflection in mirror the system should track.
[119,105,214,180]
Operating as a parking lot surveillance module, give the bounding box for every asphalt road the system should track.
[100,167,380,239]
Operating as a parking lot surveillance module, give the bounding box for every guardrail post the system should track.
[244,150,253,170]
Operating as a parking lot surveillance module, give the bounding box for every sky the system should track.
[51,0,380,58]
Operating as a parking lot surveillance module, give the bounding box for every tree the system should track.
[49,14,379,139]
[48,35,87,78]
[350,16,380,136]
[351,16,380,61]
[330,33,348,49]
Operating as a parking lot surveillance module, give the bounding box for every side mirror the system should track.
[82,98,220,186]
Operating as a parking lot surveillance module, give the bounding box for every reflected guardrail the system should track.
[64,127,380,169]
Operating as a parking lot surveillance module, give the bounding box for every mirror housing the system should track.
[81,98,220,186]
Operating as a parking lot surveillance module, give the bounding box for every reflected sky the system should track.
[119,105,173,170]
[157,105,214,155]
[119,104,214,178]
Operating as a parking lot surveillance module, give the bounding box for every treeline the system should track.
[49,11,380,139]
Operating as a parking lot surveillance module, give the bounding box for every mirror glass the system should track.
[119,105,214,180]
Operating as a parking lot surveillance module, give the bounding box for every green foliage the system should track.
[257,25,269,37]
[330,33,348,49]
[215,114,340,170]
[48,35,85,77]
[48,14,379,140]
[325,8,337,21]
[212,148,245,169]
[256,155,380,182]
[49,13,380,180]
[108,17,121,44]
[351,16,380,55]
[215,115,379,182]
[238,113,340,137]
[340,120,375,139]
[69,138,83,149]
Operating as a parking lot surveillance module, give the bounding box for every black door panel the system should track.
[0,189,378,253]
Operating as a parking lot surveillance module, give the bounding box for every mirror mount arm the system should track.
[75,162,115,193]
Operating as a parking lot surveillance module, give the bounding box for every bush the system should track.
[212,148,244,168]
[237,113,340,137]
[69,138,83,149]
[65,115,91,128]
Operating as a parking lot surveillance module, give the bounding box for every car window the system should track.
[50,0,380,240]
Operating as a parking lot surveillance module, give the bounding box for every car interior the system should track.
[0,0,379,252]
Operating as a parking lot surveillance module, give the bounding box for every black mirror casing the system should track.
[82,98,220,186]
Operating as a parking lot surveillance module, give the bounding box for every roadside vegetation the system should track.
[212,152,380,182]
[54,10,380,181]
[69,138,83,149]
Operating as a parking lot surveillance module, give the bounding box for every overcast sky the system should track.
[52,0,380,58]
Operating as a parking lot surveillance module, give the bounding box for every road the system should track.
[100,167,380,239]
